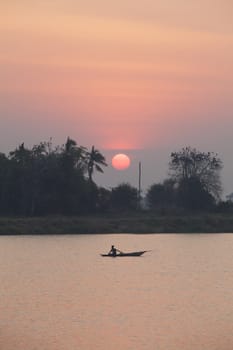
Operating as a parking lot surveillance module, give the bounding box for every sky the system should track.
[0,1,233,195]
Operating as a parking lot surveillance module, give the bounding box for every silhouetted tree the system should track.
[169,147,222,200]
[96,187,111,212]
[146,179,176,209]
[9,143,34,215]
[216,200,233,213]
[0,153,10,214]
[110,183,138,211]
[61,137,87,172]
[86,146,107,183]
[0,138,109,216]
[176,177,215,211]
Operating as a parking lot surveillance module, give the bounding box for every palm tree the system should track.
[62,137,87,172]
[87,146,107,182]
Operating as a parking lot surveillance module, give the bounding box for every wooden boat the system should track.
[101,250,147,257]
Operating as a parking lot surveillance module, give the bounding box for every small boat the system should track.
[101,250,147,257]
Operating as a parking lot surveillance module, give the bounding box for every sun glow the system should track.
[112,153,131,170]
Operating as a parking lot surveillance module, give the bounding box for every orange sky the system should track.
[0,0,233,191]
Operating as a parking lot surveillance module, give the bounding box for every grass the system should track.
[0,212,233,235]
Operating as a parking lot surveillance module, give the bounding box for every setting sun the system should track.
[112,153,131,170]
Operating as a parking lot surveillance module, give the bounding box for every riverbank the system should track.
[0,213,233,234]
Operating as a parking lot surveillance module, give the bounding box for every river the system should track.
[0,233,233,350]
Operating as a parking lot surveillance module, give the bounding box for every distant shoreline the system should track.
[0,213,233,235]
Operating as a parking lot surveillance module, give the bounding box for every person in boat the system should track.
[109,245,122,256]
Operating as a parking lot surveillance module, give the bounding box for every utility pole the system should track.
[138,161,142,209]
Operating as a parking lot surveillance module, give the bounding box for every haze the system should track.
[0,1,232,195]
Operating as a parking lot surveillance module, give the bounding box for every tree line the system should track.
[0,138,107,216]
[0,140,231,216]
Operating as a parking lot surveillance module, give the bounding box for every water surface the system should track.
[0,233,233,350]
